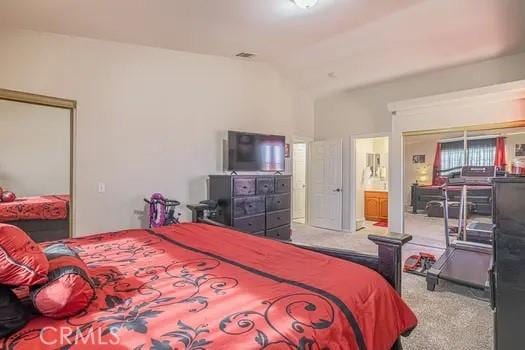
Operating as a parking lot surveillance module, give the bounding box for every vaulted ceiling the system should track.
[1,0,524,96]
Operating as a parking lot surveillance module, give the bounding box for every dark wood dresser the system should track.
[492,177,525,350]
[208,174,292,240]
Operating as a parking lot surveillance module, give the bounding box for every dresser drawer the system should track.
[266,225,291,240]
[233,214,265,233]
[275,177,291,193]
[256,177,275,195]
[267,209,291,230]
[233,196,265,217]
[266,193,291,212]
[233,178,256,196]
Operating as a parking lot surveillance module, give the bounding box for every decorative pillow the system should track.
[0,224,49,286]
[31,243,95,319]
[0,285,30,338]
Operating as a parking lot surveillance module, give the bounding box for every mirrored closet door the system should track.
[0,89,75,242]
[403,123,525,249]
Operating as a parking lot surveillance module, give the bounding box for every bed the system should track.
[0,195,70,242]
[1,220,416,350]
[410,184,492,215]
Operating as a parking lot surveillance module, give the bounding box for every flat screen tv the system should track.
[228,131,285,172]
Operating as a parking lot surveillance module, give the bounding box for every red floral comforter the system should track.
[2,223,417,350]
[0,195,69,222]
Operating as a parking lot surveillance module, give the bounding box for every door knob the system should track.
[333,188,342,192]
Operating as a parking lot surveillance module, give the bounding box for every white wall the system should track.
[0,29,314,235]
[0,100,70,196]
[403,136,439,206]
[315,52,525,230]
[506,133,525,169]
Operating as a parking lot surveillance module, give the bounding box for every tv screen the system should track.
[228,131,285,172]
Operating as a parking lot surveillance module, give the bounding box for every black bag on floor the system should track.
[426,200,474,219]
[0,285,30,338]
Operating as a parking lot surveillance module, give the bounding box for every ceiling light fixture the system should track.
[235,52,257,58]
[292,0,319,10]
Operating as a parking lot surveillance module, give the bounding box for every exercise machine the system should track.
[426,166,495,292]
[187,200,224,226]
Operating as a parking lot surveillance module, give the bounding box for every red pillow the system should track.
[0,224,49,286]
[31,243,95,319]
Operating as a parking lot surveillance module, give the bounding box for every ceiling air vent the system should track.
[235,52,257,58]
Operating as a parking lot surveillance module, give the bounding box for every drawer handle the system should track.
[248,204,253,208]
[248,223,252,226]
[243,186,247,189]
[277,217,281,220]
[264,185,268,188]
[277,201,281,204]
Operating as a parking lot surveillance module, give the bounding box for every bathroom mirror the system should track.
[366,153,383,178]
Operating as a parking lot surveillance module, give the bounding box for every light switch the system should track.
[98,182,106,193]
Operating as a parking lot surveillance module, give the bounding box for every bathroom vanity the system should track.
[365,190,388,221]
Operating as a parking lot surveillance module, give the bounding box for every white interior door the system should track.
[292,143,307,221]
[309,139,343,230]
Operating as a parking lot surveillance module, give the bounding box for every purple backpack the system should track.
[145,193,181,228]
[147,193,167,228]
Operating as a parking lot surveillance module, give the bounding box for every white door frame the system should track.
[349,132,391,233]
[292,136,313,225]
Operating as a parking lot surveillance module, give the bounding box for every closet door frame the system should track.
[0,88,77,237]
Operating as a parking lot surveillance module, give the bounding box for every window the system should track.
[467,138,496,166]
[440,141,464,175]
[440,138,496,174]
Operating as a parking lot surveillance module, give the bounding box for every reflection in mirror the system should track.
[403,124,525,249]
[0,98,72,242]
[366,153,387,180]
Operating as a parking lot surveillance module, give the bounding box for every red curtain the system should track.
[494,137,507,171]
[432,143,442,185]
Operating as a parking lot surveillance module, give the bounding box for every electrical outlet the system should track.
[97,182,106,193]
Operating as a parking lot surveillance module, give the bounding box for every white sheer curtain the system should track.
[467,138,496,166]
[440,138,496,174]
[440,141,464,175]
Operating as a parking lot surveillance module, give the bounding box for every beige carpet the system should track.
[291,222,493,350]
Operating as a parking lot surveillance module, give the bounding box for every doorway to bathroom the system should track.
[353,135,389,233]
